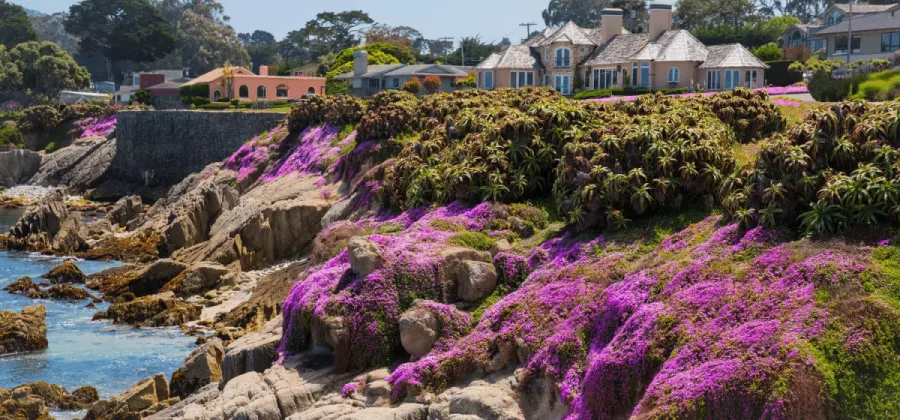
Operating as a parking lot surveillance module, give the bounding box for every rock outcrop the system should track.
[0,149,41,188]
[348,236,382,277]
[221,316,283,384]
[107,195,143,228]
[399,307,440,358]
[98,292,201,327]
[42,261,86,284]
[0,305,48,355]
[29,136,115,192]
[457,260,498,302]
[85,373,175,420]
[7,189,68,251]
[92,259,188,300]
[169,338,225,400]
[160,262,229,298]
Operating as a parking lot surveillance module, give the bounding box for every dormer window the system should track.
[555,48,571,67]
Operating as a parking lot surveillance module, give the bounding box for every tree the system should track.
[6,41,90,98]
[29,13,80,55]
[239,30,276,46]
[362,24,422,53]
[674,0,756,30]
[543,0,605,28]
[64,0,177,85]
[154,0,229,25]
[239,31,277,73]
[0,0,38,48]
[761,15,802,44]
[280,10,373,62]
[752,42,784,61]
[499,37,512,46]
[177,11,250,75]
[220,64,235,99]
[445,36,499,66]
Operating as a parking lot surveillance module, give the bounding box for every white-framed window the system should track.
[584,70,591,88]
[724,70,740,90]
[593,68,617,89]
[555,48,571,67]
[882,32,900,52]
[554,75,571,95]
[510,71,535,88]
[667,67,680,84]
[706,71,721,90]
[480,71,494,89]
[745,70,758,88]
[640,62,650,88]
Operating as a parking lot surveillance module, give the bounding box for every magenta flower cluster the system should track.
[73,115,117,138]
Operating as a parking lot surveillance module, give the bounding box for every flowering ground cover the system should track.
[72,114,117,138]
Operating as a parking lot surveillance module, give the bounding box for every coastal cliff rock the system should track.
[0,305,48,355]
[93,259,188,300]
[28,136,115,192]
[169,338,225,400]
[107,195,143,228]
[0,149,41,188]
[221,316,283,384]
[98,291,201,327]
[7,189,68,251]
[42,261,86,284]
[86,373,175,420]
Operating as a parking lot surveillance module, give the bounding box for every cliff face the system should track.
[111,111,285,188]
[0,149,41,188]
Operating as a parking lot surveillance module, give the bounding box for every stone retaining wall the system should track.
[110,111,284,187]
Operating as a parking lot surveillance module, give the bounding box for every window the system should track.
[213,90,221,100]
[276,85,289,98]
[584,70,591,88]
[640,62,650,88]
[745,70,758,88]
[544,75,549,86]
[555,48,571,67]
[481,71,494,89]
[593,69,617,89]
[368,78,379,89]
[257,86,267,98]
[510,71,535,88]
[834,36,861,55]
[307,87,316,95]
[239,85,249,98]
[809,38,826,53]
[706,71,721,90]
[789,31,804,47]
[883,32,900,52]
[554,75,571,95]
[393,78,401,88]
[631,63,638,86]
[828,11,843,26]
[667,67,680,84]
[724,70,740,90]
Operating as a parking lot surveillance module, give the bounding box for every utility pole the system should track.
[461,38,465,66]
[520,22,537,41]
[847,0,853,65]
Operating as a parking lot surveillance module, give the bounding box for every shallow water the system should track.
[0,208,196,407]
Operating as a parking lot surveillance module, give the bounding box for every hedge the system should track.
[178,83,210,99]
[574,89,612,99]
[198,103,232,110]
[764,61,803,87]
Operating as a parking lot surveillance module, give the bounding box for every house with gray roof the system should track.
[333,51,472,97]
[782,3,899,58]
[474,3,768,94]
[812,8,900,61]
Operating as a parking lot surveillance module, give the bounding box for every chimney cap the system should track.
[649,3,673,10]
[602,8,624,15]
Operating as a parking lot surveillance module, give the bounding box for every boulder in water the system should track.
[41,261,86,284]
[169,338,225,399]
[0,305,48,355]
[98,291,201,327]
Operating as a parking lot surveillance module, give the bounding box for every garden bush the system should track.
[198,103,232,110]
[851,70,900,101]
[0,123,23,147]
[178,83,210,100]
[573,89,612,100]
[809,69,867,102]
[765,61,803,87]
[401,78,422,95]
[423,75,442,94]
[17,105,61,133]
[288,95,366,131]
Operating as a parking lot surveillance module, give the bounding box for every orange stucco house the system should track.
[182,66,327,102]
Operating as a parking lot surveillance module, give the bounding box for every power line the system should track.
[519,22,538,41]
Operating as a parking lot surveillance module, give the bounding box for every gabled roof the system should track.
[333,64,406,79]
[829,3,898,15]
[382,64,471,77]
[814,10,900,35]
[535,22,599,46]
[642,30,708,62]
[476,45,544,69]
[584,34,650,66]
[699,44,770,69]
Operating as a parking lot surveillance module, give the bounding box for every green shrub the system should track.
[132,90,152,105]
[752,42,784,61]
[851,70,900,100]
[18,105,61,133]
[448,232,497,251]
[44,142,57,153]
[198,103,232,110]
[0,124,23,147]
[178,83,210,99]
[216,97,231,103]
[230,98,240,107]
[809,70,866,102]
[574,89,612,100]
[402,78,422,95]
[764,61,803,87]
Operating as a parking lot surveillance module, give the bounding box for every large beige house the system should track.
[812,9,900,61]
[474,3,768,94]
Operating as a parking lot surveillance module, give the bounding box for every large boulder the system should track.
[170,338,225,400]
[161,262,230,298]
[107,195,143,228]
[98,292,201,327]
[439,247,492,303]
[3,276,41,296]
[7,189,68,251]
[85,373,173,420]
[42,261,86,284]
[93,259,188,300]
[458,261,498,302]
[45,284,95,301]
[311,221,366,264]
[0,305,48,355]
[29,136,116,193]
[399,307,440,358]
[348,236,382,277]
[0,149,41,188]
[221,316,283,384]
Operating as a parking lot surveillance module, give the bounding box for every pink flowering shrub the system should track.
[72,114,117,138]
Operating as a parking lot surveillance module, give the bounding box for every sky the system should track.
[18,0,554,45]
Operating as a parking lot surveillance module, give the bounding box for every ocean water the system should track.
[0,208,196,413]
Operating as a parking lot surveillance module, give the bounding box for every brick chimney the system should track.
[601,8,624,43]
[259,65,269,76]
[354,50,369,76]
[649,3,673,40]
